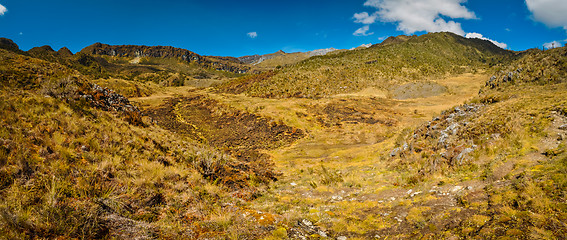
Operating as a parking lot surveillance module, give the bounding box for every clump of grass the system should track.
[318,165,344,186]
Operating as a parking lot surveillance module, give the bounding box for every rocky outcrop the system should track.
[208,55,242,64]
[238,54,262,64]
[80,84,139,113]
[239,48,340,65]
[486,68,523,89]
[42,76,140,114]
[238,50,287,65]
[391,104,485,168]
[308,48,338,57]
[80,43,249,74]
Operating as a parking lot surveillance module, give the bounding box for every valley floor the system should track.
[128,73,566,239]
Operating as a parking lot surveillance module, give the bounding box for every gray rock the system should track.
[389,148,400,157]
[456,147,475,164]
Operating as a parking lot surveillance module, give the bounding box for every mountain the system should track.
[238,48,343,71]
[27,45,66,62]
[80,43,250,74]
[308,47,339,57]
[0,38,22,53]
[238,50,288,65]
[218,32,517,98]
[377,34,415,46]
[57,47,74,57]
[349,43,373,50]
[8,41,251,90]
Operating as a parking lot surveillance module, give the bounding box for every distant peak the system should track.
[0,38,20,52]
[37,45,55,52]
[379,34,415,46]
[308,47,338,57]
[57,47,74,56]
[27,45,56,55]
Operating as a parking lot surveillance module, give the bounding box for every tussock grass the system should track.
[0,50,272,239]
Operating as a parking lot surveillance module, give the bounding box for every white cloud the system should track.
[465,32,508,49]
[543,40,562,49]
[355,0,476,36]
[0,4,7,16]
[247,32,257,39]
[353,25,374,36]
[353,12,378,24]
[526,0,567,31]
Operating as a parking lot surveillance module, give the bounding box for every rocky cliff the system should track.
[80,43,250,74]
[308,48,338,57]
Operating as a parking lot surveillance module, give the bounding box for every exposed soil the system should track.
[144,93,304,163]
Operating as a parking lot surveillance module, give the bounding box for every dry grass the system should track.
[217,32,514,98]
[2,38,567,239]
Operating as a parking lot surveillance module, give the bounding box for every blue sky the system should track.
[0,0,566,57]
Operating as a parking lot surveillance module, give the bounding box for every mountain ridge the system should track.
[218,32,518,98]
[238,48,343,66]
[80,43,250,74]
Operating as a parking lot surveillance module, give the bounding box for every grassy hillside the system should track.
[217,32,516,98]
[251,51,310,71]
[2,35,567,239]
[20,41,247,95]
[239,49,346,72]
[223,46,566,239]
[0,48,281,239]
[371,47,567,238]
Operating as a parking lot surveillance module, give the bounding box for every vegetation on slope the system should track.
[217,32,516,98]
[384,47,567,238]
[0,48,279,239]
[3,38,245,92]
[2,35,567,239]
[144,93,305,188]
[80,43,250,74]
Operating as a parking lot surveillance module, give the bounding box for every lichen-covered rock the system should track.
[394,103,484,170]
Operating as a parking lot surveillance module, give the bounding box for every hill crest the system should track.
[218,32,516,98]
[80,43,250,74]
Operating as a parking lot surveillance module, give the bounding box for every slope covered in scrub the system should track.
[217,32,516,98]
[0,48,279,239]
